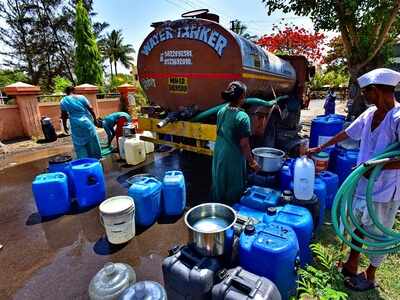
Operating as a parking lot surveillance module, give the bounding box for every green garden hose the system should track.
[331,142,400,255]
[190,96,289,122]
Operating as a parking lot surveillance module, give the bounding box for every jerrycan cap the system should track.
[244,224,256,235]
[88,262,136,299]
[267,207,277,216]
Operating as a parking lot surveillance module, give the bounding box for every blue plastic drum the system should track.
[310,115,345,148]
[318,171,339,209]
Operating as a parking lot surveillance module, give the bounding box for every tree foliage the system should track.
[257,23,326,62]
[0,69,28,88]
[262,0,400,78]
[53,75,73,93]
[74,0,103,85]
[262,0,400,117]
[0,0,108,91]
[99,29,135,76]
[324,35,347,71]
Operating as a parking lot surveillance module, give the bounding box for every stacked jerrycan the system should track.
[310,114,345,150]
[48,155,75,197]
[329,145,360,185]
[239,222,299,300]
[240,186,281,211]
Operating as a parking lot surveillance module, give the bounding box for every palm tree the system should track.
[230,19,258,41]
[99,29,135,76]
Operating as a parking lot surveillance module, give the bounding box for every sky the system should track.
[92,0,319,73]
[0,0,332,74]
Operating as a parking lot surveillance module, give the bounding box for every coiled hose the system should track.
[331,142,400,255]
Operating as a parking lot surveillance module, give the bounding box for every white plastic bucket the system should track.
[99,196,135,244]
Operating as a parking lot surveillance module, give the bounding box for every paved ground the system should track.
[0,151,212,299]
[0,100,347,299]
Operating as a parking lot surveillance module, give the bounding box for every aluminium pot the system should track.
[252,147,285,172]
[184,203,237,257]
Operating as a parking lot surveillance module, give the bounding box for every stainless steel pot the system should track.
[122,124,136,137]
[184,203,237,257]
[252,147,285,172]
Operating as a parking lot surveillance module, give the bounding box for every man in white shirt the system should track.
[308,68,400,291]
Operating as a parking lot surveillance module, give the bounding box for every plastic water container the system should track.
[140,131,155,154]
[314,177,327,227]
[88,262,136,300]
[311,152,329,173]
[124,138,146,165]
[119,281,167,300]
[32,172,70,217]
[71,158,106,208]
[99,196,135,244]
[318,171,339,209]
[212,267,282,300]
[264,205,313,267]
[248,172,279,189]
[291,195,320,230]
[128,177,162,227]
[48,155,75,197]
[162,171,186,216]
[233,203,266,223]
[162,245,221,299]
[332,147,359,184]
[118,136,135,160]
[239,222,299,300]
[293,156,315,201]
[240,186,280,211]
[310,115,345,148]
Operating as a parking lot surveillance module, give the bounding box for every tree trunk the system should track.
[114,60,118,75]
[109,58,113,77]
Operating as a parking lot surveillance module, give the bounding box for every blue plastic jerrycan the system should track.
[240,186,280,211]
[162,171,186,216]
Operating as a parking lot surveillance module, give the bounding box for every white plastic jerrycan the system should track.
[294,156,315,200]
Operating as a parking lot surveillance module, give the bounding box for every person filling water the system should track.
[211,81,260,206]
[308,68,400,291]
[97,112,132,148]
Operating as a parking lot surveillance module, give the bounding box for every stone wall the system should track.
[0,105,25,140]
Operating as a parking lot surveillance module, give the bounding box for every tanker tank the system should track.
[137,17,297,111]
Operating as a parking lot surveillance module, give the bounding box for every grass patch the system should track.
[312,215,400,300]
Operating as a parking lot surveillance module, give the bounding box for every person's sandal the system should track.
[344,272,379,292]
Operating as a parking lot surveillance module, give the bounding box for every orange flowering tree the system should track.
[257,24,326,63]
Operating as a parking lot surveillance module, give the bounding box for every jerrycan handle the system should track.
[253,192,267,201]
[87,174,98,185]
[143,177,158,185]
[229,276,261,298]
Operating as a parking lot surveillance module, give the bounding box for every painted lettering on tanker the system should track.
[141,24,228,57]
[141,78,156,90]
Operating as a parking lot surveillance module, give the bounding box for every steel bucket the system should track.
[252,147,285,172]
[184,203,237,257]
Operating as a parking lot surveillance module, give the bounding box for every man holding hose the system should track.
[308,68,400,291]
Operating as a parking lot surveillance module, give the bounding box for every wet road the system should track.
[0,150,212,299]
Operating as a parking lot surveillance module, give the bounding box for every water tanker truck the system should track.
[136,9,313,155]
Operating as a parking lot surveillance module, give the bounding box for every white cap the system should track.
[357,68,400,88]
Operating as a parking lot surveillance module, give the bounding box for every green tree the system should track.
[99,29,135,76]
[262,0,400,116]
[0,0,108,91]
[53,75,73,93]
[230,19,258,41]
[0,69,28,88]
[74,0,103,85]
